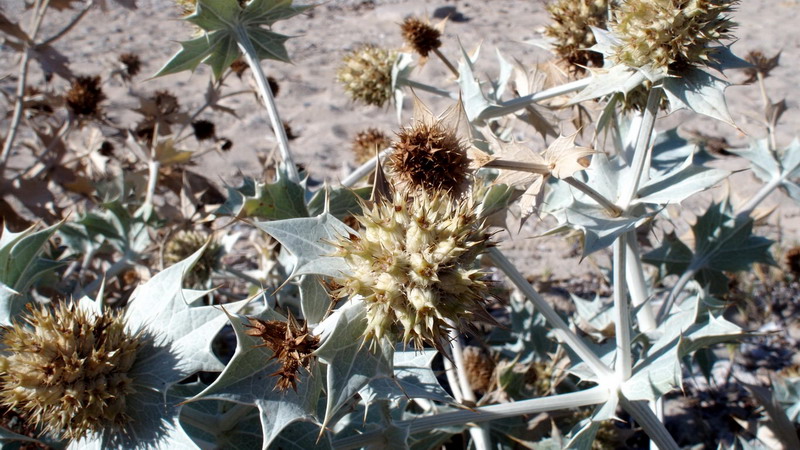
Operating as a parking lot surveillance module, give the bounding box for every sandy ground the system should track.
[3,0,800,279]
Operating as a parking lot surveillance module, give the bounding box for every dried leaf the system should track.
[543,133,595,179]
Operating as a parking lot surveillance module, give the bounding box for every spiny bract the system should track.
[164,230,222,287]
[544,0,609,71]
[611,0,737,72]
[337,45,397,107]
[0,303,140,440]
[333,189,492,351]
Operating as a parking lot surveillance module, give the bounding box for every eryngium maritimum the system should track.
[544,0,609,70]
[333,189,492,350]
[337,45,397,107]
[612,0,737,71]
[0,303,140,440]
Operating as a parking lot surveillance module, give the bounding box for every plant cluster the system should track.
[0,0,799,449]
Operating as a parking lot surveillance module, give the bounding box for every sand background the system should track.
[3,0,800,280]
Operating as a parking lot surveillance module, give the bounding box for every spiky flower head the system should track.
[544,0,609,71]
[400,17,442,58]
[332,188,492,351]
[164,230,222,287]
[390,96,473,196]
[0,303,140,440]
[611,0,737,72]
[244,313,319,391]
[118,53,142,80]
[352,128,392,164]
[65,75,106,117]
[463,346,495,394]
[337,45,397,107]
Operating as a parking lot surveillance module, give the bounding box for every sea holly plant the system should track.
[157,0,311,183]
[2,0,800,448]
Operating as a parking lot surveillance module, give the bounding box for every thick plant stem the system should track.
[488,247,613,378]
[401,79,458,99]
[333,386,610,449]
[625,234,657,332]
[738,174,783,218]
[340,147,392,188]
[433,47,459,77]
[564,177,623,217]
[235,27,299,183]
[613,236,632,381]
[478,77,591,121]
[620,396,680,450]
[446,331,492,450]
[618,87,661,209]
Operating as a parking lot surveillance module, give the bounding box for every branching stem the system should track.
[432,47,459,77]
[235,27,299,183]
[401,79,458,99]
[618,87,661,209]
[488,247,613,378]
[613,236,632,381]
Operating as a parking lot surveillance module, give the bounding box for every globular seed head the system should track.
[611,0,738,72]
[65,75,106,117]
[0,303,141,440]
[333,188,491,351]
[352,128,392,164]
[390,121,471,196]
[164,230,223,288]
[337,45,397,107]
[400,17,442,58]
[543,0,609,72]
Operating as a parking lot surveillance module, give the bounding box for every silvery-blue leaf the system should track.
[189,308,322,449]
[255,212,353,280]
[635,154,729,205]
[315,300,393,430]
[571,293,614,339]
[300,275,330,326]
[650,128,714,174]
[489,48,513,101]
[457,42,491,122]
[270,420,332,450]
[362,349,453,404]
[662,67,735,126]
[570,65,647,104]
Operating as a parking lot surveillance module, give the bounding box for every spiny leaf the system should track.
[156,0,308,79]
[254,211,353,280]
[644,201,774,293]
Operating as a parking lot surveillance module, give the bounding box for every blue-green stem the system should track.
[619,396,680,450]
[477,77,592,121]
[618,87,662,209]
[400,79,458,99]
[625,234,657,332]
[613,236,632,381]
[333,386,610,449]
[488,247,613,379]
[235,26,299,183]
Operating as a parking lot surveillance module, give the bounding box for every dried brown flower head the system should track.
[245,314,319,391]
[65,75,106,117]
[134,90,188,142]
[230,58,249,77]
[164,230,222,287]
[544,0,608,71]
[785,246,800,278]
[119,53,142,80]
[742,50,780,84]
[352,128,392,164]
[0,303,141,440]
[463,346,495,394]
[401,17,442,58]
[191,120,216,141]
[390,96,473,196]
